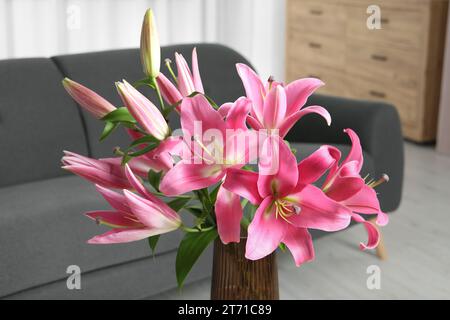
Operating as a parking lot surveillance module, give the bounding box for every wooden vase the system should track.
[210,238,279,300]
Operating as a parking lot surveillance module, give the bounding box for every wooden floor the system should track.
[153,142,450,299]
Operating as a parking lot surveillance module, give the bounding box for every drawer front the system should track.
[287,0,346,37]
[345,4,427,49]
[345,41,421,90]
[286,62,351,97]
[287,33,346,70]
[349,76,418,125]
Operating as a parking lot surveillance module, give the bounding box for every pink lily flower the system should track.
[116,80,169,140]
[236,63,330,137]
[127,129,184,173]
[298,129,389,250]
[159,94,256,244]
[87,164,181,244]
[156,48,204,107]
[223,137,352,266]
[62,151,161,189]
[62,78,116,119]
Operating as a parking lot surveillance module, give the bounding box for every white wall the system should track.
[0,0,286,80]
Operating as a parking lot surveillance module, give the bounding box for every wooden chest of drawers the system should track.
[286,0,448,142]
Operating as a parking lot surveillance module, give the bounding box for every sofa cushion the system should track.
[0,175,181,298]
[0,58,88,187]
[52,44,253,158]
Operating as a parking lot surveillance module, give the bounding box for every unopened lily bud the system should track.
[140,9,160,78]
[62,78,116,119]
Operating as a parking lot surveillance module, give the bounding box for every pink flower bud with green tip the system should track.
[62,78,116,119]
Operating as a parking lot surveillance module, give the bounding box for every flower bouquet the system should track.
[61,9,389,299]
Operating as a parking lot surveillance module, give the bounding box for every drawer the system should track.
[286,63,351,97]
[345,41,421,91]
[287,0,346,37]
[345,4,427,49]
[287,33,346,70]
[342,0,427,10]
[349,75,418,125]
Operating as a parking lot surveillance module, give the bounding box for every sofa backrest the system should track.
[53,44,252,158]
[0,58,88,188]
[0,44,253,187]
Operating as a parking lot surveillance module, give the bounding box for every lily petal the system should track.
[156,73,183,106]
[285,78,324,116]
[87,228,157,244]
[342,184,381,214]
[246,196,287,260]
[160,162,225,196]
[225,97,251,131]
[223,168,263,205]
[85,210,141,228]
[298,145,340,184]
[123,189,180,230]
[236,63,265,123]
[279,105,331,138]
[282,226,315,266]
[263,85,286,129]
[246,115,263,130]
[258,136,298,198]
[95,184,130,213]
[351,213,380,250]
[288,184,352,232]
[191,47,204,93]
[342,128,363,173]
[175,52,195,96]
[180,94,226,138]
[215,186,243,244]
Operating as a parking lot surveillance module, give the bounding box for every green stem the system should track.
[151,76,165,112]
[240,216,250,230]
[181,225,215,233]
[165,59,177,83]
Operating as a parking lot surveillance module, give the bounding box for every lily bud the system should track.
[62,78,116,119]
[140,9,160,78]
[116,80,169,140]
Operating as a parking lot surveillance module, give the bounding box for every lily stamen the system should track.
[274,200,298,225]
[368,173,390,188]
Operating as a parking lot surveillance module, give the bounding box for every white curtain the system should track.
[0,0,286,80]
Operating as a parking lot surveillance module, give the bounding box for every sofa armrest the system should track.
[285,94,404,212]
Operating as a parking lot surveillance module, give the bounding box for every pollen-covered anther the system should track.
[369,173,390,188]
[274,200,298,224]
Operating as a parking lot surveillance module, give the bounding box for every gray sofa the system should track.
[0,44,404,299]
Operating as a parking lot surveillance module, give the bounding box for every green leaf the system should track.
[185,207,203,218]
[127,142,158,157]
[279,242,287,252]
[148,170,162,192]
[187,91,219,110]
[167,197,191,212]
[176,228,218,288]
[101,107,136,123]
[129,135,159,148]
[162,100,181,118]
[209,184,221,203]
[204,94,219,110]
[148,235,160,254]
[99,121,118,141]
[133,78,155,89]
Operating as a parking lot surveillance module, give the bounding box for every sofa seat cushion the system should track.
[0,175,181,297]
